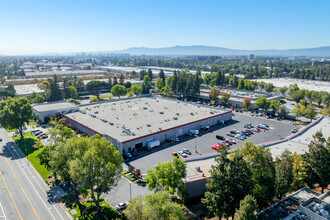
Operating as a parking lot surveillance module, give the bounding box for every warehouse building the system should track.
[33,101,79,122]
[62,96,232,154]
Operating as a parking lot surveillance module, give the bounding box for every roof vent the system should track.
[159,111,164,114]
[173,117,178,120]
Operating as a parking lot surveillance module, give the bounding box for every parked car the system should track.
[220,141,229,146]
[235,134,245,140]
[227,133,235,137]
[178,151,188,158]
[257,124,268,129]
[245,129,254,134]
[241,131,250,136]
[228,138,236,144]
[216,135,225,140]
[171,152,180,158]
[251,128,259,133]
[291,128,298,133]
[116,202,129,211]
[225,139,232,145]
[182,148,191,155]
[211,143,224,151]
[124,152,133,158]
[260,123,269,127]
[230,129,239,134]
[244,124,254,128]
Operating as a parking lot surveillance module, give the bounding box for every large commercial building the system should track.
[62,96,232,154]
[33,101,79,122]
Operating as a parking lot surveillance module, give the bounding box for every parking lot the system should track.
[124,112,303,173]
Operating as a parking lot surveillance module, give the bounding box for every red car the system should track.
[171,152,179,158]
[211,143,224,151]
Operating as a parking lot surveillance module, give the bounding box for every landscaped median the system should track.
[122,166,146,184]
[12,132,51,180]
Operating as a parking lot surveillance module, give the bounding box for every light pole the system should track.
[129,182,132,200]
[195,137,198,153]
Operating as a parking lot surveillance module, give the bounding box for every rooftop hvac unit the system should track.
[176,113,180,116]
[143,107,147,110]
[94,111,99,114]
[159,111,164,114]
[109,122,114,125]
[91,115,96,118]
[190,112,194,116]
[102,119,108,123]
[147,124,151,127]
[173,117,178,120]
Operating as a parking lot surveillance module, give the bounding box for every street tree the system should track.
[202,147,251,219]
[243,97,251,110]
[304,131,330,193]
[291,104,303,120]
[111,84,127,99]
[142,75,151,94]
[235,195,257,220]
[49,74,63,101]
[69,135,123,213]
[155,77,164,90]
[312,91,322,107]
[123,191,186,220]
[270,100,280,115]
[279,104,287,117]
[131,84,142,96]
[305,105,317,122]
[147,68,153,80]
[255,97,270,109]
[274,150,293,199]
[221,92,230,104]
[158,69,165,87]
[203,74,213,87]
[119,73,125,85]
[0,97,33,139]
[209,86,220,104]
[237,78,245,90]
[32,94,45,103]
[288,84,299,96]
[65,86,77,99]
[264,83,274,93]
[291,90,305,104]
[145,157,186,199]
[86,80,108,99]
[279,86,288,97]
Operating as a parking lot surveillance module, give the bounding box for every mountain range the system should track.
[111,45,330,56]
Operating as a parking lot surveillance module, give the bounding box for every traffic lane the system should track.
[127,115,302,173]
[0,130,71,220]
[0,145,36,220]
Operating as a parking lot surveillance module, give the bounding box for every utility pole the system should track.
[195,137,198,153]
[129,182,132,200]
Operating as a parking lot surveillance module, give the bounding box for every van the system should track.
[147,140,160,150]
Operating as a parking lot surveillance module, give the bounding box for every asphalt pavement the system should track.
[124,112,303,173]
[0,128,72,220]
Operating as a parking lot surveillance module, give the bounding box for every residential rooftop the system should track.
[64,96,231,142]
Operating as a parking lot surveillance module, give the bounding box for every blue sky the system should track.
[0,0,329,55]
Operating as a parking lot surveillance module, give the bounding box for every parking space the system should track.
[0,202,6,220]
[125,113,303,173]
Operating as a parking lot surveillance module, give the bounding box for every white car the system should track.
[228,138,236,144]
[182,148,191,155]
[178,151,188,158]
[116,202,129,211]
[291,128,298,133]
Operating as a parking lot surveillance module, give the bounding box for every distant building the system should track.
[257,187,330,219]
[312,60,330,66]
[33,101,79,122]
[249,54,255,61]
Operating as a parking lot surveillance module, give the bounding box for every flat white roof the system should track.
[64,97,231,142]
[33,101,78,112]
[15,84,44,96]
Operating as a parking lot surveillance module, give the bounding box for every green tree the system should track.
[312,91,322,107]
[305,105,317,122]
[274,150,293,199]
[291,90,305,104]
[193,69,201,98]
[69,135,123,212]
[321,92,330,107]
[255,97,270,109]
[148,68,153,80]
[279,104,287,117]
[291,153,307,190]
[240,142,275,209]
[270,100,280,115]
[264,83,274,93]
[288,84,299,96]
[142,75,151,94]
[86,80,107,99]
[32,94,45,103]
[65,86,77,99]
[291,104,303,120]
[120,73,125,85]
[145,157,186,199]
[123,191,186,220]
[243,97,251,110]
[0,97,33,139]
[203,74,213,87]
[131,84,142,96]
[111,84,127,99]
[49,74,63,101]
[158,69,165,87]
[279,86,288,97]
[237,78,245,90]
[202,147,251,219]
[304,131,330,193]
[155,77,164,90]
[235,195,257,220]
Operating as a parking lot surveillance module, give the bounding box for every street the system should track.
[0,129,72,220]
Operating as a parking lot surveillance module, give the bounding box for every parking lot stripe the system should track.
[0,202,7,220]
[0,173,22,220]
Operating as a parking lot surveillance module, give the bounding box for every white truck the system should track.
[147,140,160,150]
[188,129,199,136]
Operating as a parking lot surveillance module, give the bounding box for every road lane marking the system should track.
[7,144,64,220]
[5,159,40,220]
[0,202,7,220]
[0,173,23,220]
